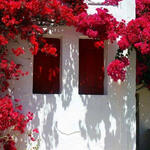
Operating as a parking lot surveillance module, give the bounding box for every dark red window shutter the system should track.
[79,39,104,95]
[33,38,60,94]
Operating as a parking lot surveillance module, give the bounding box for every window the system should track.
[33,38,61,94]
[79,39,104,95]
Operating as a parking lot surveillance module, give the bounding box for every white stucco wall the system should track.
[7,0,136,150]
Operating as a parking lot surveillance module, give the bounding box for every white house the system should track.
[8,0,136,150]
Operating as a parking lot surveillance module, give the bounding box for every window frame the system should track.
[32,37,62,94]
[78,37,108,95]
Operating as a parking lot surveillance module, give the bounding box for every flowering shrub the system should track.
[0,0,149,149]
[114,0,150,89]
[0,0,78,149]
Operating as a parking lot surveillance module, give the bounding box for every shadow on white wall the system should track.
[8,27,136,150]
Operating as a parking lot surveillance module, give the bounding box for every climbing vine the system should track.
[0,0,149,149]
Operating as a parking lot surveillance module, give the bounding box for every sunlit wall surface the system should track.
[8,0,136,150]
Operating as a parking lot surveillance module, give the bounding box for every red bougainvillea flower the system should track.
[0,96,32,133]
[107,58,129,81]
[101,0,122,6]
[33,128,39,133]
[30,137,36,141]
[0,35,8,46]
[12,48,25,56]
[94,41,104,49]
[41,44,57,56]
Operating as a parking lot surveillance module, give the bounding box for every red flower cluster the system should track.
[41,44,57,56]
[118,17,150,54]
[0,96,32,132]
[0,96,33,149]
[94,41,104,49]
[0,58,27,92]
[76,8,120,41]
[0,35,8,46]
[61,0,87,15]
[136,0,150,18]
[101,0,122,6]
[12,48,25,56]
[107,58,129,81]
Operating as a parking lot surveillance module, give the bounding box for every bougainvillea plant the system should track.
[0,0,83,149]
[116,0,150,89]
[0,0,149,149]
[103,0,150,90]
